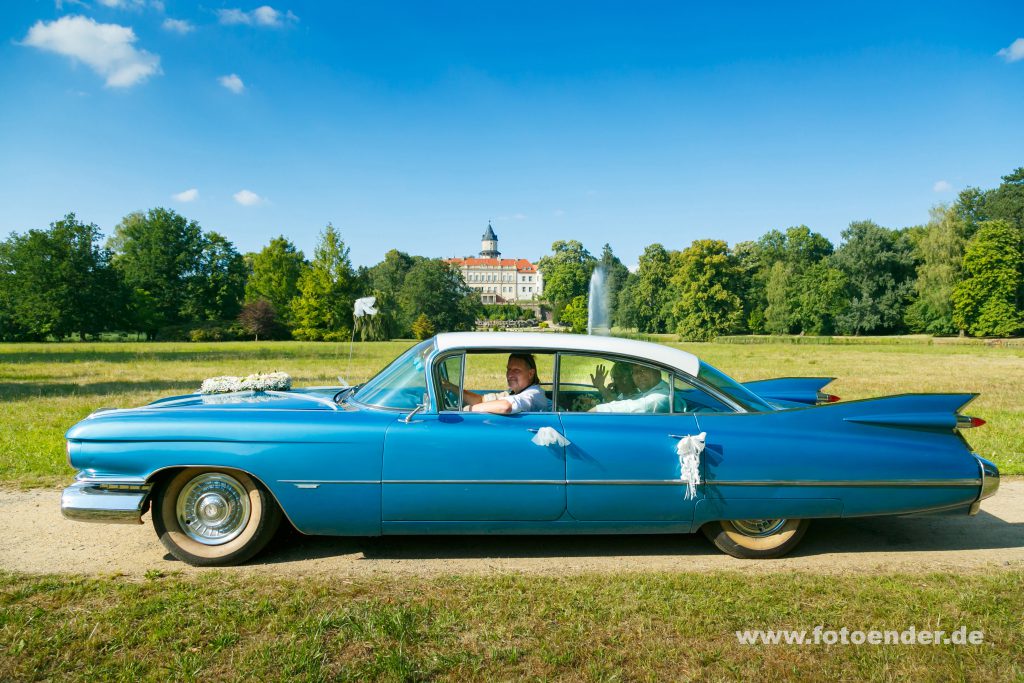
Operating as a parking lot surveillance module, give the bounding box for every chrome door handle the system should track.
[527,428,540,433]
[668,434,687,439]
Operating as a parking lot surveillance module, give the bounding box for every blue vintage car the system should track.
[62,332,1000,566]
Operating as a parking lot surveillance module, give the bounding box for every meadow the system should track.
[2,569,1021,681]
[1,337,1021,487]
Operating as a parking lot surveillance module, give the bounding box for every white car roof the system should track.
[435,331,700,376]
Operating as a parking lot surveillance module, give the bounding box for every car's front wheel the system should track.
[153,468,281,567]
[702,518,810,559]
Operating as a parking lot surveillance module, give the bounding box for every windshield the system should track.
[697,362,775,413]
[352,339,434,409]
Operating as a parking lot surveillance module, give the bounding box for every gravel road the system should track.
[2,479,1021,578]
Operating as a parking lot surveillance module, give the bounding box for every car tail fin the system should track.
[742,377,836,406]
[835,393,979,432]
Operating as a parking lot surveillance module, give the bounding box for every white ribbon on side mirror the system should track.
[676,432,706,500]
[531,426,571,447]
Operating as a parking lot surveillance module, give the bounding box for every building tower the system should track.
[479,222,500,258]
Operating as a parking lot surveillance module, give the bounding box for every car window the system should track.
[556,353,670,414]
[437,354,465,411]
[453,351,555,412]
[696,361,773,412]
[353,339,433,409]
[672,374,734,413]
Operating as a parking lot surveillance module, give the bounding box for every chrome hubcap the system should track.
[176,473,251,545]
[731,518,787,537]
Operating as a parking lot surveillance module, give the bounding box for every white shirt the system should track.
[592,380,670,413]
[500,384,551,414]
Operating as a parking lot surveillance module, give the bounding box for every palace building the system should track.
[447,223,544,305]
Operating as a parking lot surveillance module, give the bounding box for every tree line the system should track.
[1,166,1021,342]
[0,209,478,342]
[538,167,1024,340]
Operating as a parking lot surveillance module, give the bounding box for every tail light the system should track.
[957,415,986,428]
[816,391,841,405]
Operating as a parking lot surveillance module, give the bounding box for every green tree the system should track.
[764,261,795,334]
[182,232,247,322]
[904,205,966,334]
[793,262,847,335]
[1,214,126,340]
[597,243,630,326]
[952,220,1023,337]
[398,259,479,333]
[108,208,204,336]
[832,220,916,335]
[671,239,744,341]
[983,167,1024,233]
[561,295,589,334]
[366,249,424,336]
[616,243,676,333]
[537,240,596,320]
[742,226,834,335]
[245,236,307,323]
[290,224,357,341]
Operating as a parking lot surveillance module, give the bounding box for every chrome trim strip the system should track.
[265,390,339,411]
[279,479,379,484]
[570,479,688,486]
[385,480,564,485]
[708,479,982,487]
[283,477,983,487]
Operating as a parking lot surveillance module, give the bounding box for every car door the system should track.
[556,353,710,524]
[381,351,567,522]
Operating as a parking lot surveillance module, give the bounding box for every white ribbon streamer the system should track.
[531,426,571,447]
[676,432,706,500]
[353,296,378,318]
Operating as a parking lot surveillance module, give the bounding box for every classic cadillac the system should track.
[62,332,1000,566]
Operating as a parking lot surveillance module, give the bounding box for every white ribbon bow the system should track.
[353,296,378,318]
[531,426,571,447]
[676,432,706,500]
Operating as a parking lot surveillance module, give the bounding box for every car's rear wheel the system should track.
[702,518,810,559]
[153,468,281,567]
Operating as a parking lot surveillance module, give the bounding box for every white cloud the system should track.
[997,38,1024,63]
[21,15,161,88]
[219,73,245,93]
[218,5,297,27]
[173,188,198,202]
[233,189,264,206]
[933,180,953,193]
[162,18,193,34]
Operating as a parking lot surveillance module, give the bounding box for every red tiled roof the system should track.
[448,257,537,272]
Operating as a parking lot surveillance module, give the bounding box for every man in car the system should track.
[590,364,670,413]
[446,353,550,414]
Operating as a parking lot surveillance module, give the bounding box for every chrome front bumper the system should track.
[969,455,1000,516]
[61,481,151,524]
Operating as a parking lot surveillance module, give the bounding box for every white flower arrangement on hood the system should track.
[199,372,292,394]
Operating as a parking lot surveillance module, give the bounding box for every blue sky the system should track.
[1,1,1022,268]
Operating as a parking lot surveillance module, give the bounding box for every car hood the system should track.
[142,387,343,411]
[65,388,361,442]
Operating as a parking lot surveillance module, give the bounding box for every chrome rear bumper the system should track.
[969,455,1000,516]
[61,481,151,524]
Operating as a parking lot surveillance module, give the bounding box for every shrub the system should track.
[412,313,435,340]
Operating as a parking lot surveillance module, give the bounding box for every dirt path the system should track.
[2,479,1021,578]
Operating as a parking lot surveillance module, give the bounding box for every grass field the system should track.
[2,570,1021,681]
[1,338,1022,486]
